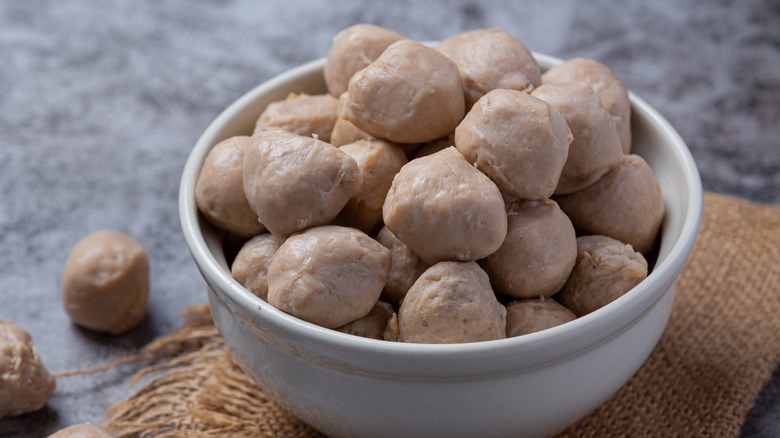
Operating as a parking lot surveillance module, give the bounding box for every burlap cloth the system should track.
[102,192,780,437]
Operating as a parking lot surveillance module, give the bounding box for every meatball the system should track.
[375,226,429,306]
[437,28,541,108]
[61,230,149,334]
[483,199,577,298]
[336,301,395,340]
[253,93,339,143]
[231,233,285,300]
[556,154,665,254]
[243,128,362,238]
[267,226,391,329]
[330,92,374,147]
[0,320,56,418]
[346,40,465,144]
[505,298,576,337]
[454,89,572,200]
[382,147,507,264]
[334,139,408,234]
[531,82,623,195]
[324,24,406,97]
[399,262,506,344]
[542,57,632,153]
[195,136,266,237]
[559,235,648,316]
[48,423,111,438]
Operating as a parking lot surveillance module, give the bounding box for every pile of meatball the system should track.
[196,24,664,344]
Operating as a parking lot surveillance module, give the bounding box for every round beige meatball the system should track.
[324,24,406,97]
[454,89,573,200]
[267,226,391,329]
[345,40,465,144]
[330,92,374,147]
[483,199,577,298]
[61,230,149,334]
[555,155,665,254]
[375,226,429,306]
[195,136,266,237]
[531,83,623,195]
[543,57,632,153]
[253,93,339,143]
[559,235,648,316]
[334,139,408,234]
[336,301,395,340]
[437,28,541,108]
[0,320,56,418]
[231,233,285,300]
[505,298,576,337]
[243,128,362,238]
[48,423,111,438]
[383,147,507,264]
[399,262,506,344]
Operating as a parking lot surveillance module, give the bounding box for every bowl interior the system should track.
[179,53,703,371]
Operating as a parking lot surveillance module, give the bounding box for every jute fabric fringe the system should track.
[103,192,780,437]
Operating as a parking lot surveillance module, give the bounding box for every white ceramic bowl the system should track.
[180,53,702,438]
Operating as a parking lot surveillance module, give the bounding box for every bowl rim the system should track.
[179,52,703,369]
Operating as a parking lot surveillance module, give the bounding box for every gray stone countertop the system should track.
[1,1,778,436]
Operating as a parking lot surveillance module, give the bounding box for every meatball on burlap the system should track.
[48,423,111,438]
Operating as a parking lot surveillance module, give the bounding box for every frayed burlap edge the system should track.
[102,192,780,437]
[102,304,320,438]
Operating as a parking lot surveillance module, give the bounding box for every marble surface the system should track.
[1,0,777,436]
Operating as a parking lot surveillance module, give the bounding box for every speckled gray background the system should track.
[1,0,778,436]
